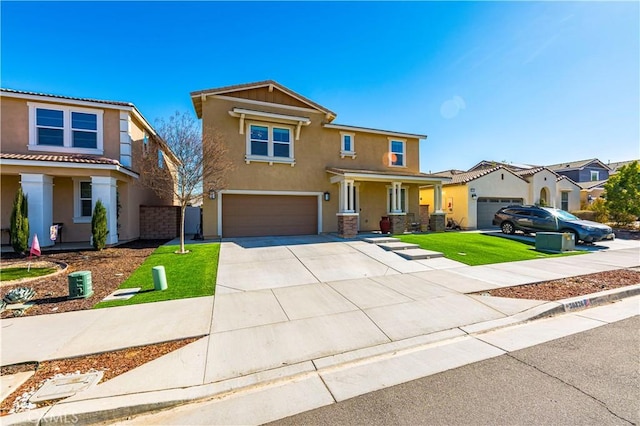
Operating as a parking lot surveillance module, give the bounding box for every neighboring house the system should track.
[420,163,581,229]
[190,80,449,238]
[0,88,177,248]
[547,158,639,206]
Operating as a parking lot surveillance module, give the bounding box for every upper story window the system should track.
[246,122,294,165]
[590,170,599,181]
[340,132,356,158]
[29,102,104,155]
[388,138,406,167]
[158,150,164,169]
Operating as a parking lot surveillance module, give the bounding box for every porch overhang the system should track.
[326,167,451,185]
[0,153,139,179]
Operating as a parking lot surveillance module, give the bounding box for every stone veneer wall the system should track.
[140,206,181,239]
[389,214,406,234]
[337,214,358,238]
[429,212,446,232]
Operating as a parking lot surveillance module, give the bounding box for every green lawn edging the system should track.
[396,233,583,266]
[94,242,220,308]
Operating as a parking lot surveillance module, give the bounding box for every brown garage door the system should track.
[222,194,318,237]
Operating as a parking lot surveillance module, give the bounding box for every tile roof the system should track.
[546,158,610,171]
[1,152,124,166]
[608,159,639,173]
[326,167,446,179]
[443,165,527,184]
[0,88,133,107]
[576,179,608,190]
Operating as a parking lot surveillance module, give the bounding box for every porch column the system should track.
[340,179,355,213]
[434,184,443,213]
[391,182,402,213]
[430,183,446,232]
[91,176,118,245]
[20,173,54,248]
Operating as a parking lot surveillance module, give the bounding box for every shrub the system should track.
[570,210,596,221]
[587,198,609,223]
[91,200,108,250]
[604,160,640,226]
[10,187,29,256]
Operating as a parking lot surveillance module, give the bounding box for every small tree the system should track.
[141,111,233,253]
[91,200,108,250]
[603,161,640,226]
[10,186,29,255]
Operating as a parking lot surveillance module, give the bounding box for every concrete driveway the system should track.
[215,234,464,293]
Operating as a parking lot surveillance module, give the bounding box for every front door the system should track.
[353,185,360,231]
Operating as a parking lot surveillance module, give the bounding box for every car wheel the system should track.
[501,221,515,235]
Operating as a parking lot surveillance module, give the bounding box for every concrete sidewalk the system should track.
[1,236,638,425]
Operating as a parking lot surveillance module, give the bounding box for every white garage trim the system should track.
[217,190,324,236]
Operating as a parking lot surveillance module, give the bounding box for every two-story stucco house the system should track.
[190,81,449,238]
[0,88,177,248]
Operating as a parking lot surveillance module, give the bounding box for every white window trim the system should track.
[245,121,295,166]
[28,102,104,155]
[73,178,92,223]
[590,170,599,181]
[388,138,406,167]
[386,185,409,214]
[340,132,356,159]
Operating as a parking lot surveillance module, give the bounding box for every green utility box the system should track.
[68,271,94,299]
[535,232,575,253]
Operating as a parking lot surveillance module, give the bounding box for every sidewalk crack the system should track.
[507,354,634,425]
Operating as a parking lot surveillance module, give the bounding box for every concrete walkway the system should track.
[1,236,638,425]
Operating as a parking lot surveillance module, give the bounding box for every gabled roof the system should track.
[445,165,527,185]
[546,158,611,172]
[190,80,336,120]
[467,160,536,172]
[556,174,581,188]
[514,166,558,178]
[577,179,608,190]
[608,159,639,173]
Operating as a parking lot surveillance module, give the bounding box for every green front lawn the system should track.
[396,233,583,266]
[94,243,219,308]
[0,267,58,282]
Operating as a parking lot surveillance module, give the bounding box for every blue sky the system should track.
[2,1,638,172]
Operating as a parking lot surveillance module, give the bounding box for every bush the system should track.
[587,198,609,223]
[10,187,29,255]
[570,210,596,221]
[604,161,640,226]
[91,200,108,250]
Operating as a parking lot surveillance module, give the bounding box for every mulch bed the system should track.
[484,269,640,300]
[0,337,201,416]
[0,239,168,319]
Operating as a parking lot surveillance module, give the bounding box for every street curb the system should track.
[4,285,639,426]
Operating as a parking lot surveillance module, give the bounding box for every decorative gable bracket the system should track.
[229,108,311,140]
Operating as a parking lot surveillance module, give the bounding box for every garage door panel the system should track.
[477,198,523,229]
[222,194,318,237]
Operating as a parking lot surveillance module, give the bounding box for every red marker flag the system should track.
[30,234,41,257]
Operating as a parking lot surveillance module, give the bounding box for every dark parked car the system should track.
[493,205,615,243]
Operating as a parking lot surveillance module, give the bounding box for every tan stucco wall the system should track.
[1,97,29,152]
[201,95,423,237]
[0,175,20,244]
[441,185,469,228]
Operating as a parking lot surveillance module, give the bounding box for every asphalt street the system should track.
[270,315,639,426]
